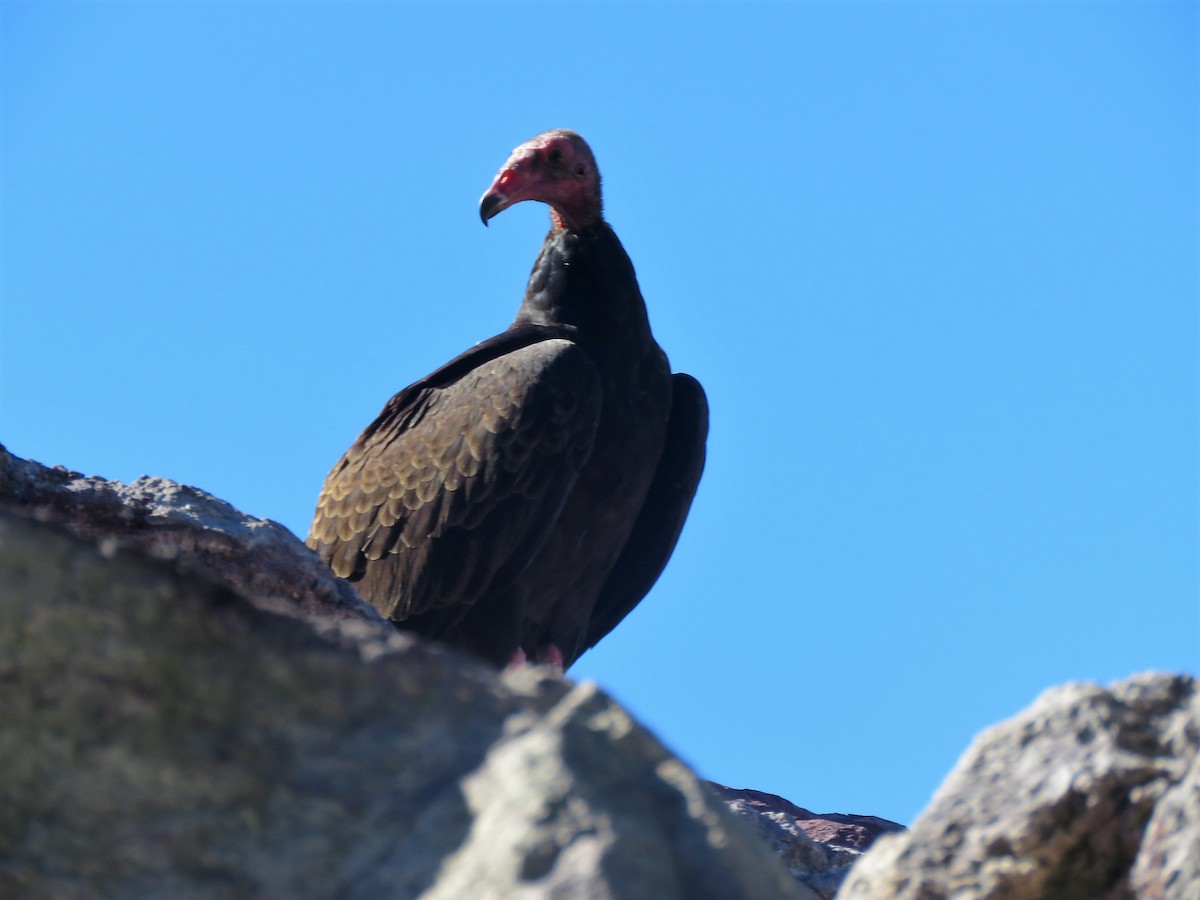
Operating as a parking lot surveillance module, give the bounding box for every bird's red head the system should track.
[479,130,603,233]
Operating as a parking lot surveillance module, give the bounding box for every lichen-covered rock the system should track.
[0,447,809,899]
[837,673,1199,900]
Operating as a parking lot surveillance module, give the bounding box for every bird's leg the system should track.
[504,645,563,674]
[534,644,565,673]
[506,647,528,669]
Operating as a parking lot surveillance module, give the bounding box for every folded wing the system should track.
[307,337,602,637]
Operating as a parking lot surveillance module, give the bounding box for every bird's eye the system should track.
[548,148,563,164]
[575,164,585,176]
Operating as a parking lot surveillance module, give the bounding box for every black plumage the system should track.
[306,130,707,668]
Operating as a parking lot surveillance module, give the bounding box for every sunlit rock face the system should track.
[0,446,807,900]
[838,672,1198,900]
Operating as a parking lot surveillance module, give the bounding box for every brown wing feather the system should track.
[306,338,601,627]
[580,372,709,655]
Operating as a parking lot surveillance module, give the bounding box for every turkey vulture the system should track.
[306,130,707,669]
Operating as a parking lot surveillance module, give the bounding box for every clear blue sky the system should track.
[3,2,1196,826]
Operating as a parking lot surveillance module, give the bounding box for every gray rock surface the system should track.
[1130,733,1200,898]
[837,673,1199,900]
[0,444,374,625]
[8,445,1195,899]
[0,446,811,899]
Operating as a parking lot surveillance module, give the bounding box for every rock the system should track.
[0,446,811,899]
[0,444,375,625]
[709,785,903,899]
[1130,730,1200,898]
[837,673,1200,900]
[10,445,1194,899]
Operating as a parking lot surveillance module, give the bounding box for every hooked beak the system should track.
[478,189,506,226]
[478,163,532,227]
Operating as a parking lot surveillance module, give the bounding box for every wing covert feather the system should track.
[307,338,601,623]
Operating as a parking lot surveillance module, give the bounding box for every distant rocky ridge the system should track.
[1,444,1194,898]
[711,786,905,898]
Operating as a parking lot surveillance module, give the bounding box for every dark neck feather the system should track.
[511,223,651,339]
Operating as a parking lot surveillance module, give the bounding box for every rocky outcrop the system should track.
[5,445,1195,899]
[0,445,373,625]
[838,672,1199,900]
[0,445,813,899]
[1131,748,1200,898]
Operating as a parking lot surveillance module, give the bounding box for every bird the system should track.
[305,129,707,669]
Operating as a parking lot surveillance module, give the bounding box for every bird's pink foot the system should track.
[506,647,528,669]
[534,644,565,673]
[504,645,563,673]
